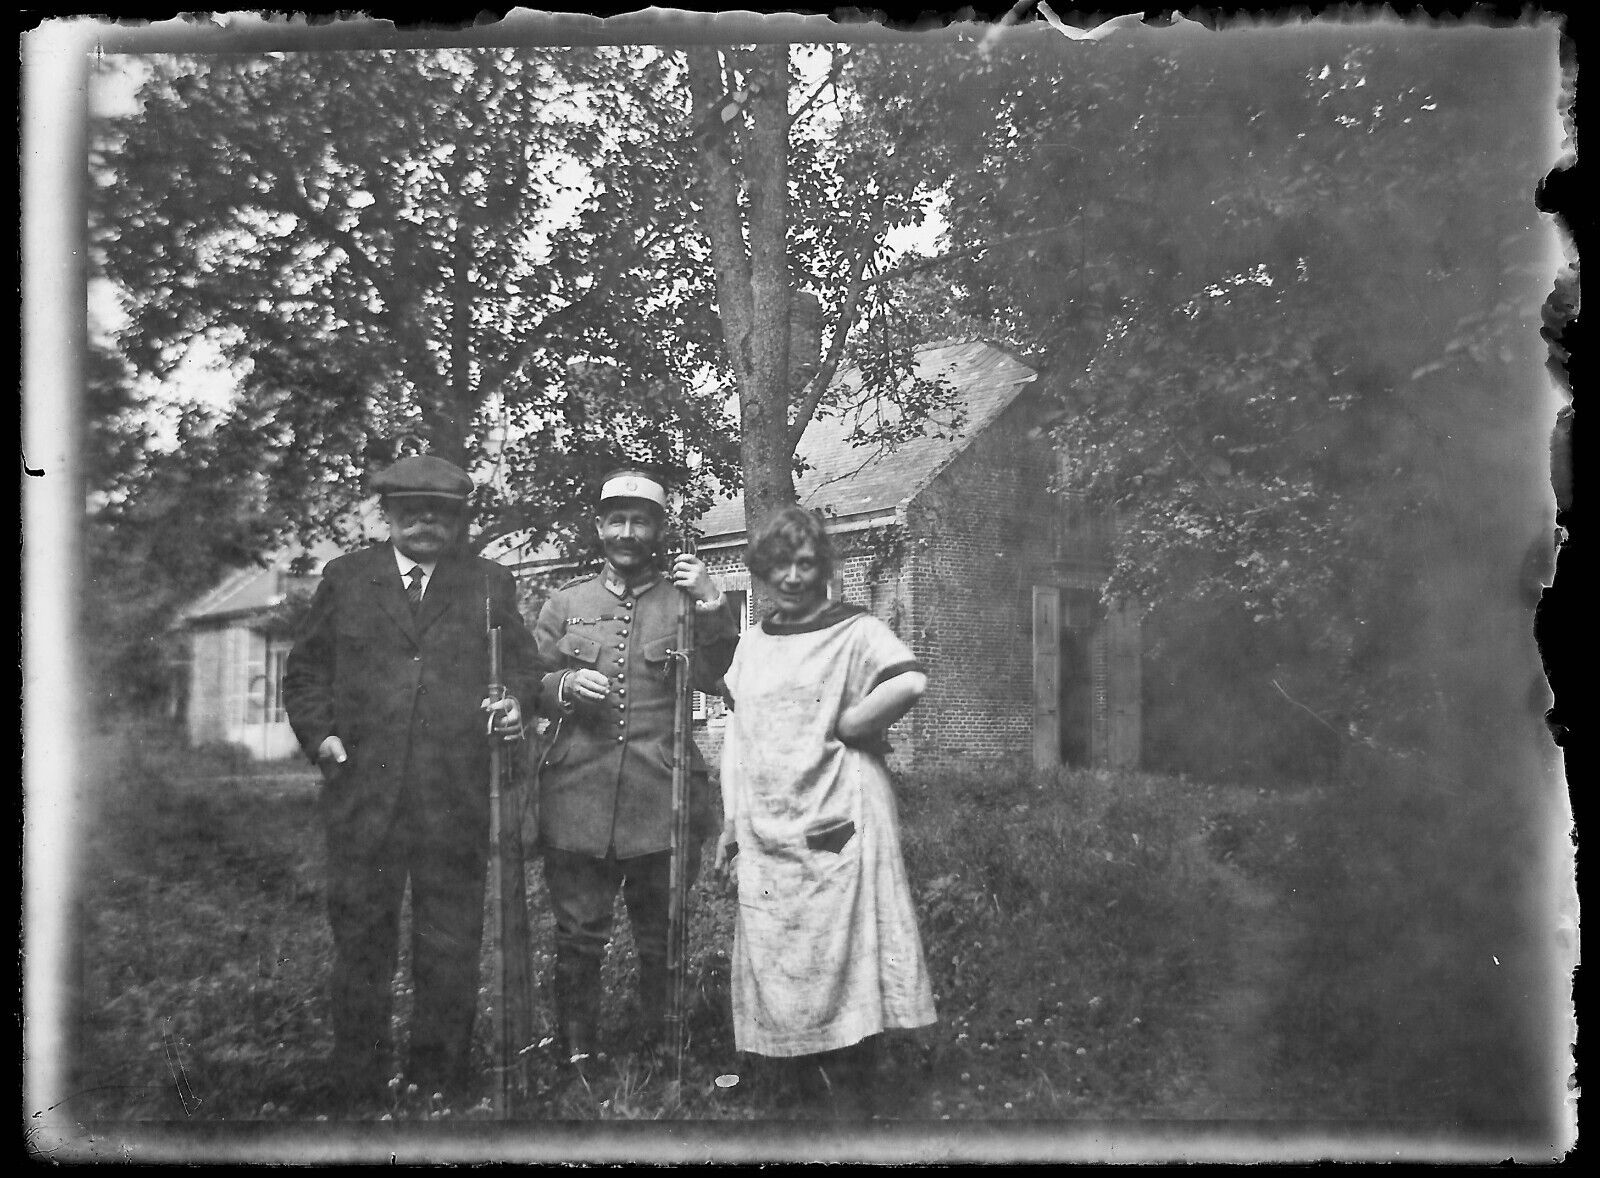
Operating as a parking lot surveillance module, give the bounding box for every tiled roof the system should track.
[695,339,1037,541]
[179,540,345,624]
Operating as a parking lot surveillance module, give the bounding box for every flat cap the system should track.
[371,455,474,501]
[598,468,668,511]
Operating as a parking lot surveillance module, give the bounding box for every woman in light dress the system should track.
[715,506,937,1117]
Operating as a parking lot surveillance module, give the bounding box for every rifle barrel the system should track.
[484,594,533,1117]
[665,528,697,1080]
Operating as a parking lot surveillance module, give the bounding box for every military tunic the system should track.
[533,566,738,859]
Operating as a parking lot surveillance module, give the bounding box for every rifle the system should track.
[663,525,698,1080]
[484,594,535,1117]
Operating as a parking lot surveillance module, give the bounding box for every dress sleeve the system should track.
[718,638,747,824]
[852,615,925,693]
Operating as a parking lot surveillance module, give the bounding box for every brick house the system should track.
[517,339,1141,776]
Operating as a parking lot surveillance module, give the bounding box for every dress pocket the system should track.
[805,818,856,854]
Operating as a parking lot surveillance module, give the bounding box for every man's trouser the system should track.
[541,843,701,1055]
[326,795,485,1096]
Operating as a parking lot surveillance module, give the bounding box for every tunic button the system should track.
[616,735,625,743]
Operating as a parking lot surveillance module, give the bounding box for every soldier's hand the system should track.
[671,553,720,604]
[565,669,611,705]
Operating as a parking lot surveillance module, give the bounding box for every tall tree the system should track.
[681,42,960,532]
[94,46,738,555]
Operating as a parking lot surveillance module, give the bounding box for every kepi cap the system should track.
[598,468,668,511]
[371,455,474,502]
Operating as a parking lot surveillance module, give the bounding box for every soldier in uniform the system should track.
[531,468,738,1060]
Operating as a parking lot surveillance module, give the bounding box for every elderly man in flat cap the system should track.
[531,468,738,1063]
[284,455,543,1109]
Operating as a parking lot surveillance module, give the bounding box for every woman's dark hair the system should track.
[745,505,836,582]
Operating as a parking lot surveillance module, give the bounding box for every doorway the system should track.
[1033,585,1098,772]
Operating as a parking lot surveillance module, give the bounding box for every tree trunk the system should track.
[686,45,798,537]
[425,214,476,469]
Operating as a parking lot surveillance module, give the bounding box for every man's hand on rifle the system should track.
[670,553,723,607]
[481,695,524,741]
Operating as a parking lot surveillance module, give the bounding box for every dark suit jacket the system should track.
[284,542,542,853]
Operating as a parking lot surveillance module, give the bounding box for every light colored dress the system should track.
[720,602,938,1057]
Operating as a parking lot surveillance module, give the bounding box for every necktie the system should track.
[406,565,425,612]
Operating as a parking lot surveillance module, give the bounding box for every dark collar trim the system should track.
[761,600,868,635]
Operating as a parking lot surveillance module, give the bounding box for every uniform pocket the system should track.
[642,635,675,672]
[556,632,601,667]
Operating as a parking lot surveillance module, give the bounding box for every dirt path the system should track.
[1161,849,1303,1120]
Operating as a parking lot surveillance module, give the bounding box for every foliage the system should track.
[1247,750,1563,1128]
[80,340,286,721]
[859,25,1560,767]
[92,47,739,558]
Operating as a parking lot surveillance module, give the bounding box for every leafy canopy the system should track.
[95,46,738,556]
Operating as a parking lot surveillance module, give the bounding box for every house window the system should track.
[725,588,752,629]
[245,637,290,724]
[267,644,289,723]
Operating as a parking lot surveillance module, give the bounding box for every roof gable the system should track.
[695,339,1037,540]
[179,539,345,625]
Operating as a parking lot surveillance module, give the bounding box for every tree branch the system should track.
[789,191,887,450]
[789,46,844,129]
[862,222,1086,288]
[685,46,756,387]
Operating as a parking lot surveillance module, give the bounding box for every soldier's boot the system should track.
[634,952,671,1057]
[553,952,601,1066]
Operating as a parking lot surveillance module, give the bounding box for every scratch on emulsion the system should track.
[161,1018,204,1115]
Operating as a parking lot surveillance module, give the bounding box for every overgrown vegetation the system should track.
[65,731,1559,1145]
[1256,759,1565,1130]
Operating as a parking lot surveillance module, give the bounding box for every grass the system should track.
[55,724,1568,1154]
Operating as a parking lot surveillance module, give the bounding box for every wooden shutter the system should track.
[1106,601,1142,768]
[1032,586,1061,773]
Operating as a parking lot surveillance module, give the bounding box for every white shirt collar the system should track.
[392,545,437,585]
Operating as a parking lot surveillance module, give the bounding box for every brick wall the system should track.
[901,398,1062,774]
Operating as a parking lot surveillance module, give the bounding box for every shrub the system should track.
[192,740,258,774]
